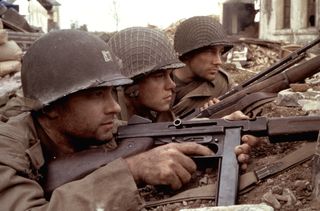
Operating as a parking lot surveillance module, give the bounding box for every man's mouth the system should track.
[164,95,172,101]
[101,121,114,129]
[208,68,219,72]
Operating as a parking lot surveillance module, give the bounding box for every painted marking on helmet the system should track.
[101,50,113,62]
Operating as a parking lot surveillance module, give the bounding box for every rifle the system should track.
[183,37,320,120]
[44,115,320,206]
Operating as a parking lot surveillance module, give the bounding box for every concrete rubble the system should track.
[275,72,320,115]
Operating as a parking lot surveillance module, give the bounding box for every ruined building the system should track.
[259,0,319,45]
[221,0,258,38]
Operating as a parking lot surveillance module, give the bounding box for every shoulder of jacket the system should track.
[0,113,40,172]
[210,69,234,88]
[217,69,231,82]
[2,112,36,139]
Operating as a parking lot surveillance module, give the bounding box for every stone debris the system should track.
[262,187,298,209]
[294,180,310,192]
[275,88,320,114]
[262,190,281,209]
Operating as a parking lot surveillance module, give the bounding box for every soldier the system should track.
[108,26,183,122]
[172,16,234,118]
[0,30,215,210]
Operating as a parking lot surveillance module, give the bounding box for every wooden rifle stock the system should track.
[194,55,320,119]
[43,137,153,197]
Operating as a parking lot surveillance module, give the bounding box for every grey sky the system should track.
[58,0,222,32]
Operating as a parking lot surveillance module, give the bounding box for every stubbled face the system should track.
[137,69,176,112]
[187,45,224,81]
[55,87,121,144]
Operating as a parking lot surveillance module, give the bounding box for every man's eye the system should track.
[153,73,165,78]
[93,90,104,97]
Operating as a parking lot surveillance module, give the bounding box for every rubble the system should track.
[0,18,22,120]
[274,86,320,115]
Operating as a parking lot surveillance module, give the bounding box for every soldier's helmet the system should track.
[107,26,184,79]
[174,16,233,60]
[21,29,132,109]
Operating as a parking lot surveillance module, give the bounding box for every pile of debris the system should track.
[221,37,309,85]
[0,18,23,121]
[0,4,43,51]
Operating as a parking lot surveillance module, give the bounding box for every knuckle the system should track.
[165,149,178,157]
[166,159,177,168]
[159,169,174,181]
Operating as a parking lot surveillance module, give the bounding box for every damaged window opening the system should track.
[308,0,316,27]
[283,0,291,29]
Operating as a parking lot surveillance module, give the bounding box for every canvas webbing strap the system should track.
[239,141,316,193]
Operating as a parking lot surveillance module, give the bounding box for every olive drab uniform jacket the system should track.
[172,69,233,118]
[0,112,143,211]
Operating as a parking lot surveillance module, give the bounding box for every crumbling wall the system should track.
[260,0,319,45]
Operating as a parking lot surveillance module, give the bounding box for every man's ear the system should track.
[124,84,140,98]
[41,104,60,119]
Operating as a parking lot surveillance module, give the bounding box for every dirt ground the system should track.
[141,62,320,211]
[228,66,319,211]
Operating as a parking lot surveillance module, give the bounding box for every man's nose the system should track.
[211,53,222,65]
[165,75,176,89]
[105,96,121,114]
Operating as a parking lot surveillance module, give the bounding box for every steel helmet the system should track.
[107,27,184,79]
[21,29,132,109]
[174,16,233,59]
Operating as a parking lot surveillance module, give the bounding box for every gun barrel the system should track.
[267,116,320,142]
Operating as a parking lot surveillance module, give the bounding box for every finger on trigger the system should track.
[177,142,214,156]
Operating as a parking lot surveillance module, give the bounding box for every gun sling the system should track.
[239,141,316,193]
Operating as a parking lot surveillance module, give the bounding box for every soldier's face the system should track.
[187,45,224,81]
[55,87,121,144]
[137,69,176,112]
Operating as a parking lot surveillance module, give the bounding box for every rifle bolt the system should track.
[214,138,219,143]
